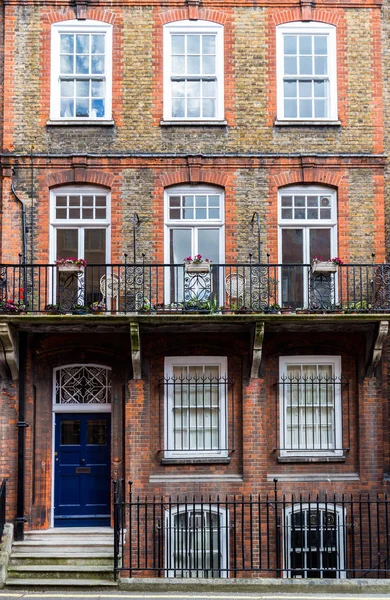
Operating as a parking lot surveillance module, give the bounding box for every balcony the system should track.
[0,262,389,315]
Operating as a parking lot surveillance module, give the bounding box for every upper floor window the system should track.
[163,21,224,122]
[51,20,112,121]
[276,22,337,122]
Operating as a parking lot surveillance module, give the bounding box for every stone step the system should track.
[23,528,114,542]
[6,578,117,588]
[12,540,114,554]
[7,565,114,581]
[9,553,114,566]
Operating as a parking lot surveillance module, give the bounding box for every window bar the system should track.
[159,495,164,576]
[233,494,237,576]
[386,493,390,574]
[266,493,271,570]
[216,495,222,577]
[249,493,254,571]
[241,494,245,571]
[136,492,141,571]
[230,379,234,454]
[258,493,263,571]
[368,494,373,570]
[144,495,148,570]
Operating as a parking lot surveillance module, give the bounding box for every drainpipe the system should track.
[15,332,27,541]
[11,178,27,265]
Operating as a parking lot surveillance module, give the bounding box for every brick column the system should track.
[359,376,384,485]
[242,377,267,486]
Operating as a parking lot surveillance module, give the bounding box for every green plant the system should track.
[55,257,87,267]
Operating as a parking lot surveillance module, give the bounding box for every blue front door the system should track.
[54,413,111,527]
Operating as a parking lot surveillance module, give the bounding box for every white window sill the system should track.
[162,455,230,464]
[274,119,341,127]
[47,120,115,127]
[278,455,346,463]
[160,119,228,127]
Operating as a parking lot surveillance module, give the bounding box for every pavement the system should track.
[2,593,390,600]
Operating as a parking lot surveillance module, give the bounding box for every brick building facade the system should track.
[0,0,389,580]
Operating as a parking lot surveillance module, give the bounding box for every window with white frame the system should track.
[163,20,224,121]
[276,22,337,121]
[51,20,112,120]
[164,357,228,457]
[50,187,110,306]
[165,185,224,305]
[285,504,345,578]
[166,505,228,577]
[279,356,342,456]
[279,186,337,308]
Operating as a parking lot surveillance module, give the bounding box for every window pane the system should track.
[76,34,89,54]
[282,229,303,263]
[202,55,216,75]
[203,35,216,54]
[187,56,200,74]
[170,229,191,263]
[284,99,297,118]
[187,35,200,54]
[172,98,185,118]
[299,99,312,118]
[172,55,185,74]
[60,34,74,53]
[76,55,89,74]
[60,55,74,74]
[299,35,312,54]
[202,98,215,117]
[57,229,78,257]
[284,57,297,75]
[61,80,74,97]
[87,420,107,445]
[299,56,312,75]
[76,98,89,117]
[315,56,327,75]
[172,34,185,54]
[284,35,297,54]
[92,55,104,74]
[284,80,296,98]
[172,80,185,98]
[84,229,106,263]
[309,229,331,261]
[61,420,80,445]
[91,35,105,54]
[187,98,200,118]
[76,80,89,97]
[314,36,327,55]
[198,229,219,263]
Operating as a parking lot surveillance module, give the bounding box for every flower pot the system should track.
[185,262,211,273]
[58,264,84,273]
[312,262,338,273]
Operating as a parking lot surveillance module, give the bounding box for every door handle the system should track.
[80,458,86,464]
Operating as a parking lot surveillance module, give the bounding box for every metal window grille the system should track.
[160,375,234,454]
[277,375,350,452]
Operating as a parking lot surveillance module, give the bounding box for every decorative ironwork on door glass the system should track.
[55,365,111,404]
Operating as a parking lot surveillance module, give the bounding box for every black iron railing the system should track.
[276,376,350,453]
[0,262,389,314]
[159,376,234,455]
[114,482,390,579]
[0,479,6,543]
[113,478,125,581]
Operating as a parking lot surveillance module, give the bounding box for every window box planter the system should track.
[312,262,338,273]
[185,262,211,273]
[58,264,85,273]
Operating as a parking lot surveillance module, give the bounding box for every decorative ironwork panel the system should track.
[309,272,335,310]
[250,266,272,310]
[55,365,111,404]
[58,271,85,311]
[184,272,212,309]
[122,265,145,311]
[374,265,390,310]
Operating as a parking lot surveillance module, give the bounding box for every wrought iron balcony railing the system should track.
[0,262,389,314]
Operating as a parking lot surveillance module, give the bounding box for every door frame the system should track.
[51,364,112,528]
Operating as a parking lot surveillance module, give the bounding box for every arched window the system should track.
[278,185,337,308]
[164,185,224,304]
[166,505,228,577]
[284,503,345,578]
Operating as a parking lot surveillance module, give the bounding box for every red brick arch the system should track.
[159,9,228,26]
[46,9,116,25]
[159,169,228,188]
[272,9,341,27]
[46,169,114,189]
[271,169,342,190]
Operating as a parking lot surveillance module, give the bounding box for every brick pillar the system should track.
[359,377,384,485]
[242,378,267,485]
[125,379,150,492]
